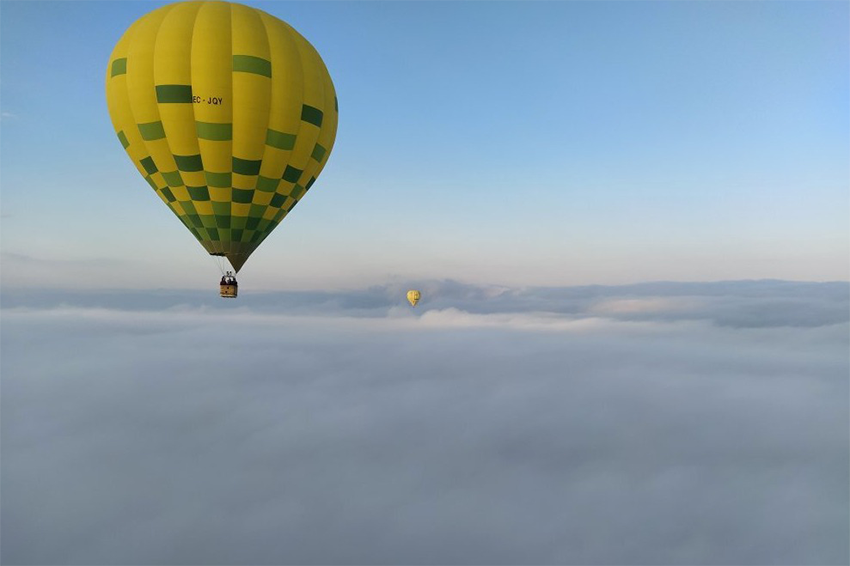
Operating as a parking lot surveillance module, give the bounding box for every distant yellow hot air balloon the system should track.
[105,1,338,293]
[407,290,421,307]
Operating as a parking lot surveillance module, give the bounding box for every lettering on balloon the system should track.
[192,95,224,105]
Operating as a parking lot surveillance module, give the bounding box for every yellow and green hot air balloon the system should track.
[407,290,421,307]
[105,1,338,292]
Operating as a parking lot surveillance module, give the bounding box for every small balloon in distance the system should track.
[407,290,421,307]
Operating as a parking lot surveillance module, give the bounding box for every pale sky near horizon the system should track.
[1,0,848,290]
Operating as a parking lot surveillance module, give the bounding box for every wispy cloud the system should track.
[0,252,124,266]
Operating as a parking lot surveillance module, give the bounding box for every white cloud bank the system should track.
[1,281,848,565]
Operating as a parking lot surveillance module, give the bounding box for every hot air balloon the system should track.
[407,290,421,307]
[105,1,338,296]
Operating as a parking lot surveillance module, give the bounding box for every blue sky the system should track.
[1,1,848,289]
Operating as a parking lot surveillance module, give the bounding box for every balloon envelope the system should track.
[407,290,421,307]
[106,1,338,272]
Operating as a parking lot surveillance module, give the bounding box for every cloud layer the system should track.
[3,278,848,326]
[2,281,848,564]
